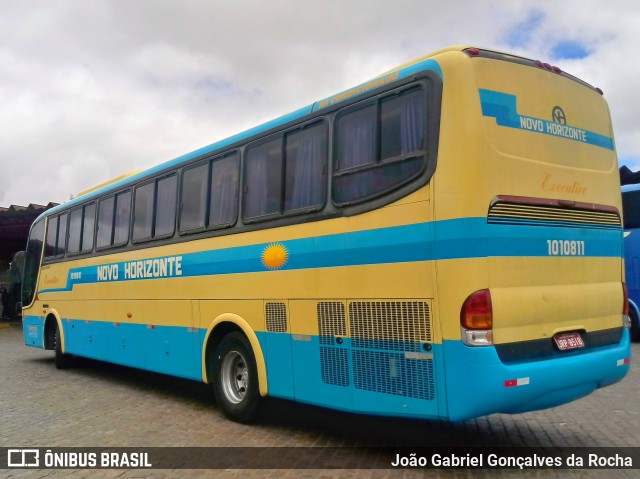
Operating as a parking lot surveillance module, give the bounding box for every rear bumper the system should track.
[443,328,631,421]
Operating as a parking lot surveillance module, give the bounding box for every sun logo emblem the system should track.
[261,243,288,270]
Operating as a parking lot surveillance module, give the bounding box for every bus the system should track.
[18,46,630,423]
[622,184,640,341]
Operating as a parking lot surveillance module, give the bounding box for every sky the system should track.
[1,0,639,207]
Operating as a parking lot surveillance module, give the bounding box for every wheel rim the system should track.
[220,350,249,404]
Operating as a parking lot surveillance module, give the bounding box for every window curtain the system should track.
[97,198,114,248]
[114,191,131,245]
[287,125,326,211]
[210,155,239,226]
[400,90,424,154]
[155,176,177,236]
[244,149,268,218]
[336,105,376,202]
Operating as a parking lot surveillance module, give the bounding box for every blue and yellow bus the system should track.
[622,184,640,341]
[19,46,630,423]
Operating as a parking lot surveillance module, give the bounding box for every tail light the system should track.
[461,289,493,346]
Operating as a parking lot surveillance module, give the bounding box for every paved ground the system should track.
[1,322,639,478]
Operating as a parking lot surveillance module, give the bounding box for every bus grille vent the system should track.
[320,348,350,387]
[349,301,431,351]
[317,302,347,345]
[317,302,349,387]
[488,201,621,229]
[349,301,434,400]
[352,350,435,400]
[265,302,287,333]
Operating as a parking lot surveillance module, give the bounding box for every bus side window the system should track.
[67,203,96,255]
[243,121,327,222]
[209,153,239,228]
[181,163,209,232]
[81,203,96,252]
[57,213,68,256]
[97,196,115,249]
[44,215,59,258]
[97,191,131,249]
[45,214,68,259]
[67,208,83,254]
[244,138,283,220]
[155,175,177,237]
[133,175,177,242]
[133,182,155,241]
[333,86,426,205]
[284,122,327,212]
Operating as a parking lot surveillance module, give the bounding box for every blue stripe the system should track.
[38,219,622,294]
[479,89,615,151]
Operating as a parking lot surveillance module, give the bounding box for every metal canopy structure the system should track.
[0,203,58,267]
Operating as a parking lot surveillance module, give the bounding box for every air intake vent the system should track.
[488,196,621,229]
[349,301,431,351]
[317,302,349,387]
[349,301,434,400]
[265,302,287,333]
[317,302,347,345]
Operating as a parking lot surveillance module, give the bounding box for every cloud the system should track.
[504,9,545,48]
[1,0,640,206]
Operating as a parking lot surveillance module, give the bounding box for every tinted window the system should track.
[68,208,83,254]
[113,191,131,246]
[209,154,239,227]
[284,122,327,211]
[244,138,282,219]
[45,216,58,258]
[181,163,209,232]
[155,175,177,237]
[97,197,115,249]
[243,122,327,221]
[336,104,376,171]
[133,175,176,241]
[333,86,426,205]
[23,219,45,306]
[81,203,96,252]
[133,182,154,241]
[57,213,67,256]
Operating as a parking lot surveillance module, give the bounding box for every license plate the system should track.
[553,331,585,351]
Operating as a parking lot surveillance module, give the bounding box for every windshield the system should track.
[21,219,45,307]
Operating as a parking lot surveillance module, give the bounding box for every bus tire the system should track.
[53,322,73,369]
[212,332,261,423]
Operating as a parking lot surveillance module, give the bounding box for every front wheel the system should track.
[53,322,73,369]
[212,332,261,423]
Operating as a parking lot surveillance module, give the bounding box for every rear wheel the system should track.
[53,322,72,369]
[212,332,261,423]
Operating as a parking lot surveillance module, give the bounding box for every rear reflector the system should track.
[505,377,530,388]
